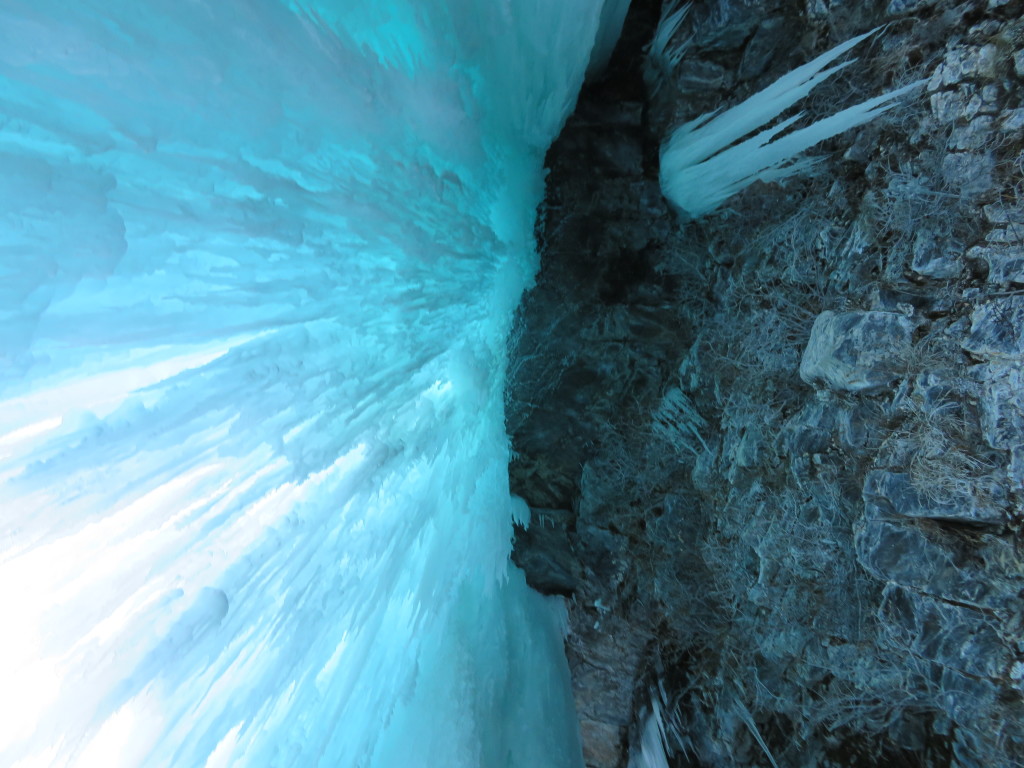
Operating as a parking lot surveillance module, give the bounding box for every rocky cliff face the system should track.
[507,0,1024,766]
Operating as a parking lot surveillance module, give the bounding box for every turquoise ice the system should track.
[0,2,621,766]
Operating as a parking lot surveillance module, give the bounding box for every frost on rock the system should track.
[0,1,628,766]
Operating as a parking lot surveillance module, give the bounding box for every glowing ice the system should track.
[0,1,625,765]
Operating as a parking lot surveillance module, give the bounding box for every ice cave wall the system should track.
[0,2,624,766]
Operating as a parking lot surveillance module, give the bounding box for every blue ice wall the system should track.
[0,2,614,766]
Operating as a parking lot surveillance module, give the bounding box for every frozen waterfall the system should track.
[0,2,618,766]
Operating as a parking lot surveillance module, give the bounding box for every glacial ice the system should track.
[0,1,620,766]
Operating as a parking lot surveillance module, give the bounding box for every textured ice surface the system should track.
[0,2,613,765]
[659,29,923,217]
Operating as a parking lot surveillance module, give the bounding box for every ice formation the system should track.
[659,29,924,218]
[0,2,623,766]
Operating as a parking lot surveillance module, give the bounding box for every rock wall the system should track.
[507,1,1024,766]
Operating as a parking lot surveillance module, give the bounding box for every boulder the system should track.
[511,508,580,596]
[855,518,1006,607]
[863,469,1005,527]
[963,297,1024,360]
[879,582,1008,680]
[800,310,913,393]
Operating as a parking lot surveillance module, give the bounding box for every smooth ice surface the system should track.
[0,2,617,766]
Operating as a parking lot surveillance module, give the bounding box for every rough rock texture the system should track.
[508,0,1024,766]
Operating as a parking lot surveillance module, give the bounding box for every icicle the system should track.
[659,28,925,218]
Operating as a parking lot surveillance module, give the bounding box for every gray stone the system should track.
[693,1,762,50]
[1002,109,1024,133]
[863,469,1005,527]
[928,45,999,90]
[511,508,579,595]
[879,582,1009,680]
[1015,49,1024,78]
[963,297,1024,360]
[676,59,728,92]
[738,19,785,81]
[911,232,962,278]
[986,227,1024,245]
[855,519,1006,607]
[887,0,938,13]
[948,116,993,150]
[800,310,913,393]
[973,362,1024,450]
[983,204,1024,227]
[932,84,1000,124]
[930,89,967,124]
[941,152,995,197]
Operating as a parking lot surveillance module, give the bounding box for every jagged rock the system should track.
[738,19,785,80]
[781,400,837,456]
[941,151,996,197]
[972,245,1024,284]
[675,59,728,91]
[912,231,962,278]
[929,45,999,90]
[948,116,993,150]
[887,0,939,13]
[855,519,1007,607]
[692,0,764,50]
[879,582,1009,680]
[963,297,1024,360]
[930,84,1000,123]
[800,310,913,393]
[1015,48,1024,77]
[983,204,1024,227]
[863,469,1005,527]
[1002,108,1024,133]
[973,362,1024,450]
[511,508,579,596]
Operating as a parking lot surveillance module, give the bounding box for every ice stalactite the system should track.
[0,2,625,766]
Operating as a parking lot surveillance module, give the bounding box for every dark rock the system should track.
[887,0,940,14]
[963,297,1024,360]
[781,399,837,456]
[590,129,644,177]
[800,310,914,393]
[879,582,1009,680]
[511,508,580,596]
[855,518,1008,607]
[973,362,1024,450]
[863,469,1005,527]
[941,152,996,197]
[692,0,765,50]
[911,231,962,279]
[970,245,1024,285]
[928,45,999,90]
[675,59,728,92]
[738,19,785,81]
